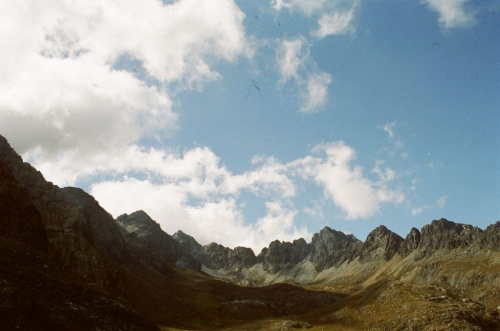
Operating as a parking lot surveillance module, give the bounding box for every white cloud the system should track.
[422,0,477,29]
[301,72,332,113]
[271,0,359,38]
[88,140,406,250]
[91,176,307,252]
[276,37,309,84]
[314,3,358,38]
[271,0,327,16]
[411,206,428,215]
[0,0,250,170]
[252,202,311,249]
[86,146,301,252]
[275,37,332,113]
[290,142,404,219]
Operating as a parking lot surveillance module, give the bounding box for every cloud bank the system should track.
[0,0,250,169]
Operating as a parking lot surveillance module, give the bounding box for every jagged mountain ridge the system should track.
[1,133,499,330]
[170,217,499,276]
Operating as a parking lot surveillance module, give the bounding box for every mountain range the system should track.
[0,134,499,330]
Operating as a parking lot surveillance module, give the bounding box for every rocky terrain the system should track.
[0,134,499,330]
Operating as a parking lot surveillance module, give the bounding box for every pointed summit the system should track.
[310,226,362,271]
[359,225,403,262]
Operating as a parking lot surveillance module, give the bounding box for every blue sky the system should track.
[1,0,498,251]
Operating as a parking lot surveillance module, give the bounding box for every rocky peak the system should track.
[419,218,483,251]
[172,231,257,271]
[258,238,310,273]
[116,210,162,237]
[116,212,201,272]
[233,246,257,267]
[398,227,421,257]
[201,242,257,271]
[310,226,362,271]
[359,225,403,262]
[173,230,203,256]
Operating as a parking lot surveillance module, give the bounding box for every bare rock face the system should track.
[117,211,201,272]
[173,231,256,270]
[419,218,483,251]
[399,227,421,257]
[232,246,257,268]
[309,226,362,271]
[61,187,130,264]
[258,238,310,273]
[359,225,403,262]
[201,243,257,270]
[173,230,203,256]
[0,160,48,251]
[483,221,500,250]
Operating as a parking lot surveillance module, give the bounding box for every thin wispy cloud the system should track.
[276,37,332,113]
[314,3,359,38]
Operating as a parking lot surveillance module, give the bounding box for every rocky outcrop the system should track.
[419,218,484,251]
[399,227,421,257]
[61,187,131,264]
[201,243,256,271]
[309,227,362,271]
[173,230,203,256]
[258,238,310,273]
[481,221,500,250]
[173,231,256,271]
[116,211,201,272]
[359,225,403,262]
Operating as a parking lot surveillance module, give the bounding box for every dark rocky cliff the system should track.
[0,159,48,251]
[359,225,403,262]
[309,227,362,271]
[116,211,201,272]
[0,136,127,288]
[258,238,310,273]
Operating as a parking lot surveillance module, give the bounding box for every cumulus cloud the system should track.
[275,37,332,113]
[290,142,404,219]
[0,0,250,169]
[87,145,301,252]
[87,140,405,250]
[422,0,477,29]
[91,179,306,253]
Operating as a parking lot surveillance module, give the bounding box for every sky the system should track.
[0,0,499,253]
